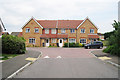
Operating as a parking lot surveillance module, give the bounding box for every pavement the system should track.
[1,49,41,79]
[12,47,118,78]
[91,50,120,66]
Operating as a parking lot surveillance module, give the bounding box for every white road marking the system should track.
[56,56,62,58]
[44,56,50,58]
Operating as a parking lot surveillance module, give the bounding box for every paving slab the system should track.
[1,50,41,79]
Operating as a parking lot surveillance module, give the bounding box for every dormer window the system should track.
[45,29,49,34]
[70,29,75,33]
[51,29,56,34]
[61,29,65,33]
[26,28,30,33]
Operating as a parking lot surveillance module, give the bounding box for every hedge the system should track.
[2,35,26,54]
[63,43,84,47]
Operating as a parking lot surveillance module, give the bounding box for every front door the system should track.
[46,39,49,47]
[59,39,63,47]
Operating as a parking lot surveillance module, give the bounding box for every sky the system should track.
[0,0,119,34]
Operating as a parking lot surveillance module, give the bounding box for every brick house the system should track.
[22,17,99,47]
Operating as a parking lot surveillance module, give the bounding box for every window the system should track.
[80,39,86,44]
[51,29,56,34]
[61,29,65,33]
[81,29,85,33]
[52,39,56,43]
[90,29,94,33]
[35,28,39,33]
[26,28,30,32]
[29,38,35,43]
[70,29,75,33]
[64,39,67,42]
[69,39,76,43]
[45,29,49,34]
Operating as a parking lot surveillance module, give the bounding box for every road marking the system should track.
[98,56,111,61]
[25,57,37,61]
[56,56,62,58]
[44,56,50,58]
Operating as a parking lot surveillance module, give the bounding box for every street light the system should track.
[67,25,69,48]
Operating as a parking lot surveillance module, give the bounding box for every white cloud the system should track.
[0,0,119,33]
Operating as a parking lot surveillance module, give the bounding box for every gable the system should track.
[77,17,98,30]
[22,17,43,29]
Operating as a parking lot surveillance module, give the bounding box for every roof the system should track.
[88,34,99,39]
[0,18,6,32]
[37,20,83,29]
[40,34,68,38]
[11,32,20,36]
[18,32,23,37]
[22,17,98,29]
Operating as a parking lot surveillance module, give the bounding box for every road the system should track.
[14,48,118,78]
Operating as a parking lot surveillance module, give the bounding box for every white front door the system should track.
[46,39,49,47]
[59,39,63,47]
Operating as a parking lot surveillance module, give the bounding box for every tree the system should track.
[103,20,120,56]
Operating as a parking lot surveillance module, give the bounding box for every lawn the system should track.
[0,54,21,60]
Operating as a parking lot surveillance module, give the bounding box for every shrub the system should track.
[79,43,83,47]
[103,46,113,53]
[64,43,82,47]
[2,35,26,54]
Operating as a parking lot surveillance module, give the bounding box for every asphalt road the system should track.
[14,48,118,78]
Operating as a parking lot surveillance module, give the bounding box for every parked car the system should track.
[84,41,103,49]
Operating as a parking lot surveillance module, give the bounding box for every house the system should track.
[11,32,23,37]
[0,18,6,37]
[22,17,99,47]
[97,33,104,40]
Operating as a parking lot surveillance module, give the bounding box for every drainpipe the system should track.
[67,25,69,48]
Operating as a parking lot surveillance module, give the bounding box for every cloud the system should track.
[0,0,119,33]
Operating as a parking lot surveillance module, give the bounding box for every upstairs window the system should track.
[45,29,49,34]
[81,29,85,33]
[35,28,39,33]
[80,39,86,44]
[29,38,35,44]
[90,29,94,33]
[51,29,56,34]
[26,28,30,33]
[61,29,65,33]
[70,29,75,33]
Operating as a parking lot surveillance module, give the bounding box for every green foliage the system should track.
[103,20,120,56]
[63,43,83,47]
[2,35,26,54]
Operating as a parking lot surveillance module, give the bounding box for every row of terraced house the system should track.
[21,17,103,47]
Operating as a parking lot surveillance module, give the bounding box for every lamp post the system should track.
[67,25,69,48]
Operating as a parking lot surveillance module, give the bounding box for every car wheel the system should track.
[87,46,90,49]
[100,46,103,49]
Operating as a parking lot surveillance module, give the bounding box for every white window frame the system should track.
[26,28,30,33]
[80,39,86,44]
[70,29,75,33]
[69,38,76,43]
[45,29,49,34]
[61,29,65,33]
[81,29,85,33]
[29,38,35,44]
[52,38,56,43]
[34,28,39,33]
[51,29,56,34]
[90,29,94,33]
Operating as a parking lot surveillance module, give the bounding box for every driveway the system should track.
[14,47,118,78]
